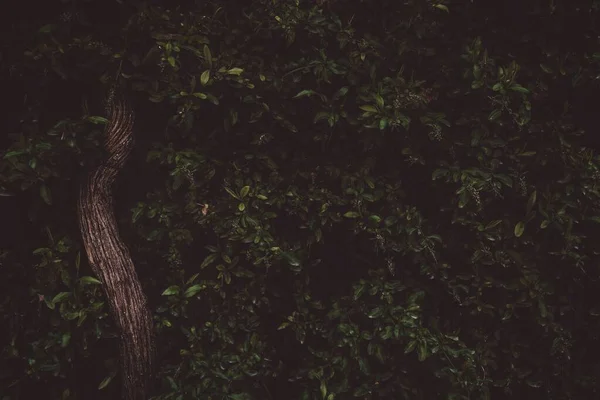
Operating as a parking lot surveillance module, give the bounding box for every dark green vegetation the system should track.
[2,0,600,398]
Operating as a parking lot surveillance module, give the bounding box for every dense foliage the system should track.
[2,0,600,398]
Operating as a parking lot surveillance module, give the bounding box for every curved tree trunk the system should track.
[77,94,155,400]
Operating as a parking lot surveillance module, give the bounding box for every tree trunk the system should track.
[77,94,155,400]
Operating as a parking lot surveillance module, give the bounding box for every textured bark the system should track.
[77,95,155,400]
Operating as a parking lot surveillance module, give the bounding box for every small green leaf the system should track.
[510,84,530,94]
[344,211,360,218]
[201,253,218,269]
[526,190,537,214]
[184,284,203,298]
[52,292,70,304]
[540,64,553,73]
[192,92,207,99]
[404,340,417,354]
[238,202,246,211]
[38,24,57,33]
[79,276,102,285]
[240,186,250,198]
[485,220,503,230]
[359,105,378,113]
[433,4,449,12]
[277,322,290,330]
[86,116,108,124]
[281,251,301,267]
[224,186,240,200]
[98,375,113,390]
[3,150,26,159]
[227,68,244,75]
[200,70,210,85]
[488,109,502,121]
[417,342,428,361]
[161,285,180,296]
[379,118,388,130]
[203,45,212,67]
[40,184,52,205]
[167,56,176,67]
[514,221,525,237]
[320,381,327,399]
[293,89,315,98]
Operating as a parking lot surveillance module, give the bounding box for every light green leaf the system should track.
[514,221,525,237]
[344,211,360,218]
[80,276,102,285]
[240,186,250,198]
[227,67,244,75]
[200,70,210,85]
[161,285,180,296]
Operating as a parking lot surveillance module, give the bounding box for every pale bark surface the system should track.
[77,95,155,400]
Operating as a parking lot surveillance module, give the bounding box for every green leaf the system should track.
[417,342,428,361]
[86,116,108,124]
[227,68,244,75]
[293,89,315,98]
[52,292,70,304]
[98,375,113,390]
[40,184,52,205]
[238,202,246,211]
[203,45,212,67]
[434,4,449,12]
[526,190,537,214]
[167,56,176,67]
[514,221,525,237]
[281,251,301,267]
[201,253,218,269]
[359,105,378,113]
[404,340,417,354]
[224,186,240,200]
[540,64,553,73]
[343,211,360,218]
[161,285,180,296]
[485,220,503,230]
[38,24,57,33]
[510,84,530,94]
[240,185,250,198]
[79,276,102,285]
[192,92,207,99]
[3,150,26,159]
[184,284,203,298]
[488,109,502,121]
[200,70,210,85]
